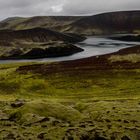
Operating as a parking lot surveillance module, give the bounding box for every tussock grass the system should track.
[109,54,140,63]
[10,101,82,124]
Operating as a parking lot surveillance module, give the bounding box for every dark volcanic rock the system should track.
[21,48,46,58]
[16,43,83,59]
[37,132,47,139]
[94,133,107,140]
[121,136,131,140]
[4,133,15,140]
[109,35,140,42]
[11,99,25,108]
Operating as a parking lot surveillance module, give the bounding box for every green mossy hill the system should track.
[0,16,82,31]
[0,98,140,140]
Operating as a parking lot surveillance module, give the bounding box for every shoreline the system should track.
[17,45,140,74]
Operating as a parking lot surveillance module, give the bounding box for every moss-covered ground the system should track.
[0,60,139,140]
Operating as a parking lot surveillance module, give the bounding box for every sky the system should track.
[0,0,140,20]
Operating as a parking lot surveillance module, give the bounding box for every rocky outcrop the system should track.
[11,99,25,108]
[20,44,83,59]
[0,43,84,59]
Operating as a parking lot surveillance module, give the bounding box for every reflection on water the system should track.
[0,36,140,64]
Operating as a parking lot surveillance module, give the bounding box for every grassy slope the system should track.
[0,16,82,31]
[0,46,140,139]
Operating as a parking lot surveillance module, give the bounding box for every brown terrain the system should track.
[17,45,140,74]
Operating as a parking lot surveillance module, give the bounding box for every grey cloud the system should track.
[0,0,140,20]
[62,0,140,15]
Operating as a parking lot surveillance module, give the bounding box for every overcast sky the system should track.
[0,0,140,20]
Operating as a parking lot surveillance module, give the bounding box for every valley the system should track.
[0,10,140,140]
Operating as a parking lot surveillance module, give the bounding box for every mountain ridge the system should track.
[0,10,140,35]
[68,10,140,35]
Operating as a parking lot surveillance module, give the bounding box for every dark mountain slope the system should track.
[0,27,86,45]
[67,11,140,35]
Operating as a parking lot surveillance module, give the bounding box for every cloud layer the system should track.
[0,0,140,20]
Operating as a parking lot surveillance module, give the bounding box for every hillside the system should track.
[0,28,85,59]
[0,11,140,35]
[0,16,82,32]
[68,11,140,35]
[0,27,85,44]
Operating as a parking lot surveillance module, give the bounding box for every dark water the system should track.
[0,36,140,64]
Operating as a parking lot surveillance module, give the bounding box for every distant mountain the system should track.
[0,16,82,32]
[0,11,140,35]
[67,11,140,35]
[0,17,27,29]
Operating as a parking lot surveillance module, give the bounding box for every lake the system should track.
[0,36,140,64]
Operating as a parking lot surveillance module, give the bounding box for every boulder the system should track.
[11,99,25,108]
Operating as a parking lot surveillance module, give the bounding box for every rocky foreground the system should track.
[0,99,140,140]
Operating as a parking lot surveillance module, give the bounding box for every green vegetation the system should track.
[0,62,140,139]
[109,54,140,63]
